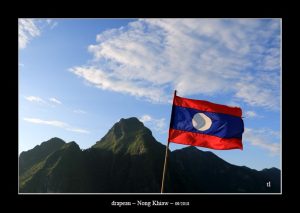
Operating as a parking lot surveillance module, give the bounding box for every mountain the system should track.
[84,117,165,192]
[19,137,65,175]
[19,117,280,193]
[19,139,90,192]
[168,146,280,193]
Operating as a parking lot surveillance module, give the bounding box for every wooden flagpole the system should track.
[160,90,176,194]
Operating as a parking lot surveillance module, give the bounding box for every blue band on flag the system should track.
[170,106,244,139]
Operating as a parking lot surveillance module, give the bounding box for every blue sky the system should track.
[19,18,281,170]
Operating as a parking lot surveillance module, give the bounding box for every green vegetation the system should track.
[19,117,280,193]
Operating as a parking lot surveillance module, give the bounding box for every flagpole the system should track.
[161,141,169,193]
[161,90,177,194]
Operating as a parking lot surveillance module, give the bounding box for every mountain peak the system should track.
[172,146,229,166]
[180,146,199,152]
[25,137,66,153]
[120,117,142,123]
[117,117,145,132]
[92,117,161,155]
[176,146,210,155]
[111,117,148,137]
[62,141,80,150]
[19,137,66,175]
[48,137,65,142]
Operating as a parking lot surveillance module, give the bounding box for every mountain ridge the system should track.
[19,117,280,193]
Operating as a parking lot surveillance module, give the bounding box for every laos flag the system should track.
[168,92,244,150]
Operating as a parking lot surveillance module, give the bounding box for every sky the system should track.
[19,18,281,171]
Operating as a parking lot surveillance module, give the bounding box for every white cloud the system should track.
[262,48,280,71]
[46,19,58,29]
[66,127,89,134]
[49,97,62,104]
[139,115,152,122]
[70,66,168,103]
[19,19,41,49]
[23,118,67,128]
[25,96,46,104]
[243,128,280,155]
[250,128,280,138]
[73,109,87,114]
[25,96,63,106]
[19,18,58,49]
[235,82,279,110]
[139,114,166,133]
[70,19,280,110]
[23,117,90,134]
[245,110,258,118]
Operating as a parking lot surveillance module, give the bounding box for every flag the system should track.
[168,93,244,150]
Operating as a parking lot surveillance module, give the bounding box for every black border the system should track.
[5,4,294,210]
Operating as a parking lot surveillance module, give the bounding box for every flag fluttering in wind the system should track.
[161,91,244,193]
[168,92,244,150]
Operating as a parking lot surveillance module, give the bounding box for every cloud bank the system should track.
[70,19,280,109]
[24,117,89,134]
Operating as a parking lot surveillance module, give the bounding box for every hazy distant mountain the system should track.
[19,117,280,193]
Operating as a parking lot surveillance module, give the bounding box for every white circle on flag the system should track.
[192,113,212,131]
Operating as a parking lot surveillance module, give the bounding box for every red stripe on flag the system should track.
[174,95,242,117]
[168,128,243,150]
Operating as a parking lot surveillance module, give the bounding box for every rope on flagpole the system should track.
[160,90,177,194]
